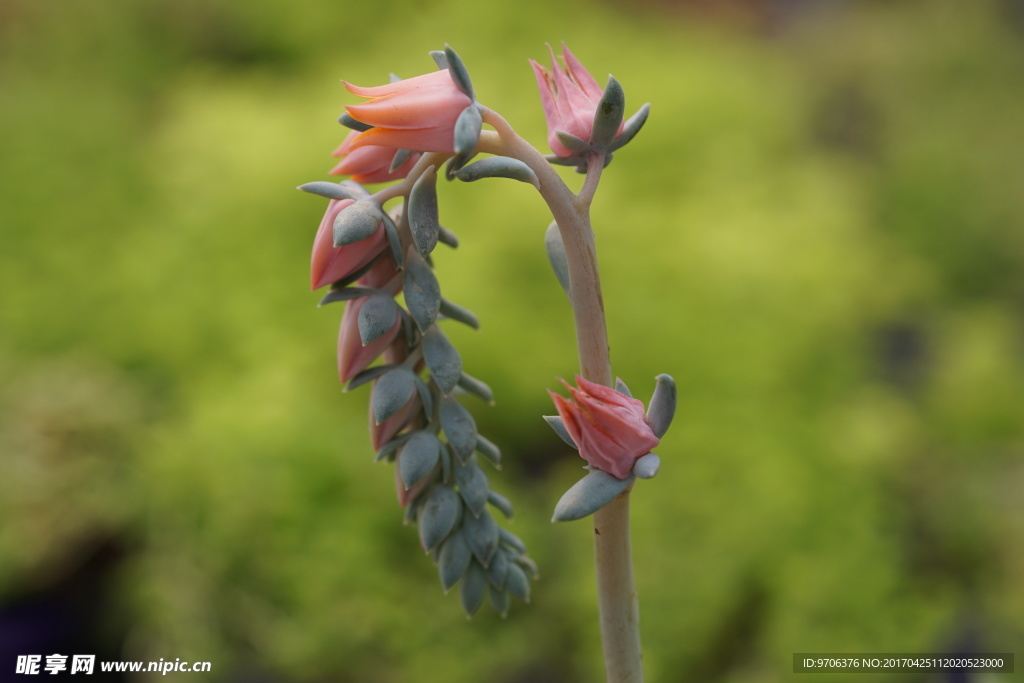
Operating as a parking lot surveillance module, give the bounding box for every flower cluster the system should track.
[298,48,538,617]
[298,42,669,613]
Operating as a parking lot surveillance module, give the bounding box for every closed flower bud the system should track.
[337,295,401,383]
[371,392,421,451]
[549,376,659,480]
[311,199,388,290]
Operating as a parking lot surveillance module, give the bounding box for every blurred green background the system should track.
[2,0,1023,680]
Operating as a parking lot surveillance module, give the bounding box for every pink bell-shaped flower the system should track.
[342,69,472,154]
[329,130,420,185]
[310,199,389,290]
[530,43,622,158]
[549,376,660,480]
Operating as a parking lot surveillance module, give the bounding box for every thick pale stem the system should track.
[593,492,642,683]
[478,112,643,683]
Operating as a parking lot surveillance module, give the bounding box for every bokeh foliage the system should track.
[1,0,1022,680]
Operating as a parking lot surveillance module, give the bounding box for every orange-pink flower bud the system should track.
[549,376,660,480]
[337,295,402,384]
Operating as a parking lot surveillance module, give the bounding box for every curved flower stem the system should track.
[479,109,644,683]
[372,152,450,205]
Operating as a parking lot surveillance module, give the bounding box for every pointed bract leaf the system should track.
[422,326,462,395]
[543,415,577,449]
[457,372,494,404]
[544,222,571,297]
[402,248,441,332]
[438,529,471,592]
[418,484,460,552]
[589,75,625,149]
[462,508,499,568]
[338,112,373,132]
[609,103,651,152]
[499,527,526,554]
[475,434,501,468]
[333,200,382,247]
[455,459,489,518]
[440,396,477,460]
[346,364,395,392]
[357,293,399,345]
[298,181,361,201]
[513,554,539,579]
[439,297,479,329]
[646,373,677,438]
[340,180,371,199]
[459,560,487,617]
[633,452,660,479]
[454,157,538,187]
[444,45,474,101]
[545,153,582,167]
[371,367,417,423]
[400,431,442,490]
[389,148,413,174]
[556,130,591,154]
[485,548,509,589]
[430,50,449,70]
[414,375,434,421]
[487,490,514,519]
[615,377,633,398]
[504,563,530,602]
[381,212,404,269]
[409,166,440,256]
[375,432,410,463]
[552,470,635,522]
[438,225,459,248]
[453,104,482,158]
[318,285,378,307]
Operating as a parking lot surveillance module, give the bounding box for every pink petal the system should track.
[575,375,643,411]
[345,84,469,130]
[330,148,421,185]
[330,145,392,176]
[343,70,454,99]
[549,391,581,441]
[333,130,359,157]
[561,43,604,101]
[530,59,560,134]
[344,126,456,154]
